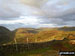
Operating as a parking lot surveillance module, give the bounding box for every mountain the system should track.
[39,27,75,31]
[58,27,75,31]
[0,26,12,45]
[14,28,38,34]
[0,26,75,44]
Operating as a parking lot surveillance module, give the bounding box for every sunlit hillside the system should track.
[0,26,75,56]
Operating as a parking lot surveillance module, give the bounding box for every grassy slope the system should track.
[0,26,75,56]
[7,47,58,56]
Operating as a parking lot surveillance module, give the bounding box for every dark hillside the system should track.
[0,26,12,45]
[58,27,75,31]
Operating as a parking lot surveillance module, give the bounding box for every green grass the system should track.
[7,47,58,56]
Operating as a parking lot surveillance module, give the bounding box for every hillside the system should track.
[58,27,75,31]
[14,28,38,34]
[0,26,12,45]
[10,27,75,44]
[0,38,75,56]
[0,26,75,56]
[0,26,75,44]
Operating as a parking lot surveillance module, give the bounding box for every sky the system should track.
[0,0,75,30]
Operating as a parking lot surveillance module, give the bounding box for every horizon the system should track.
[0,26,75,31]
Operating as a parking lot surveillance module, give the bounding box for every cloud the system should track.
[0,0,45,19]
[0,0,75,19]
[0,0,75,30]
[42,0,75,17]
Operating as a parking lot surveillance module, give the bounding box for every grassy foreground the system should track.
[7,47,58,56]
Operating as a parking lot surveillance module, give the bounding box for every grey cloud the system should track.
[0,17,20,20]
[38,13,75,26]
[0,0,45,19]
[58,13,75,21]
[39,18,64,24]
[0,0,75,19]
[0,0,75,30]
[42,0,75,17]
[21,0,48,7]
